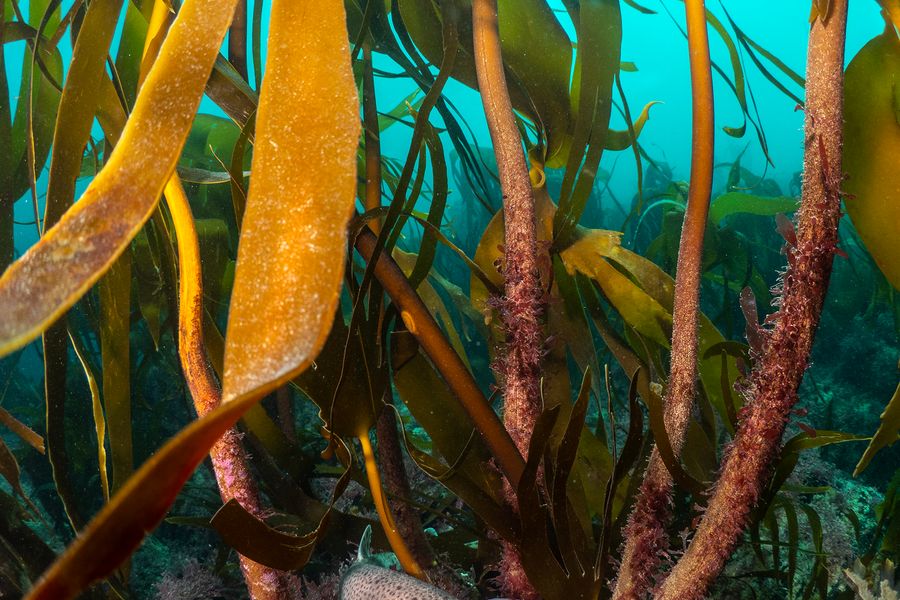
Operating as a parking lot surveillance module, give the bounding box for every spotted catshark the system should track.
[338,526,514,600]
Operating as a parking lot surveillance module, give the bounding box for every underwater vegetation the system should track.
[0,0,899,598]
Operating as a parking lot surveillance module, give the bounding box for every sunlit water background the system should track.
[2,1,898,597]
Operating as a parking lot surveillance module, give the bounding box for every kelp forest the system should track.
[0,0,899,598]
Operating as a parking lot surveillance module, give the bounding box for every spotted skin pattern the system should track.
[338,563,458,600]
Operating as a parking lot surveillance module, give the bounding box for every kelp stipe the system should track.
[612,0,715,595]
[472,0,545,596]
[657,2,849,597]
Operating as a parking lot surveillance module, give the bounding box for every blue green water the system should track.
[1,1,899,599]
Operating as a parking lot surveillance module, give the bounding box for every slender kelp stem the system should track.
[228,0,249,81]
[165,178,290,600]
[375,407,438,570]
[355,228,525,489]
[362,40,382,234]
[612,0,714,597]
[363,40,437,574]
[656,4,848,598]
[472,2,544,595]
[359,433,426,579]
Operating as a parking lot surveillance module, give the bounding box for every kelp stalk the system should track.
[472,0,544,459]
[656,3,848,598]
[359,433,426,579]
[375,409,437,570]
[355,228,525,488]
[362,40,382,231]
[612,0,714,596]
[165,178,289,599]
[472,1,545,595]
[228,0,249,81]
[363,39,437,575]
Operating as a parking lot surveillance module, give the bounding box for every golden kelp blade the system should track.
[25,2,359,597]
[0,0,239,358]
[221,0,361,404]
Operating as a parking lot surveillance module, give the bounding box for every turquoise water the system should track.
[1,1,899,599]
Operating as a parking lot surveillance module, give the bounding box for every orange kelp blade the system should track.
[24,0,359,597]
[221,0,360,405]
[0,0,239,358]
[26,399,251,600]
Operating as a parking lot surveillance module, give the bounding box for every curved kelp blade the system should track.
[843,27,900,290]
[221,0,360,406]
[0,0,240,358]
[398,0,573,161]
[854,381,900,476]
[708,192,798,225]
[561,225,738,425]
[23,1,358,598]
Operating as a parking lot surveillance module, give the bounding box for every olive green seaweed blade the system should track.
[843,26,900,290]
[0,0,237,358]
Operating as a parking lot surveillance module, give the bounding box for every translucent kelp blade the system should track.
[854,381,900,476]
[24,0,358,597]
[221,0,360,405]
[0,406,44,454]
[43,0,124,229]
[843,27,900,290]
[67,329,110,503]
[708,192,798,225]
[605,101,660,151]
[554,0,622,244]
[569,230,740,426]
[0,0,240,358]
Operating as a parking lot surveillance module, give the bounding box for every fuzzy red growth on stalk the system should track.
[612,0,714,596]
[614,472,673,597]
[740,287,765,357]
[473,0,544,597]
[655,3,849,598]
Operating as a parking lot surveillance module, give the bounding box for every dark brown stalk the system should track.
[612,0,714,597]
[362,40,382,231]
[355,227,525,489]
[376,406,437,569]
[228,0,249,81]
[472,1,544,596]
[656,3,848,598]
